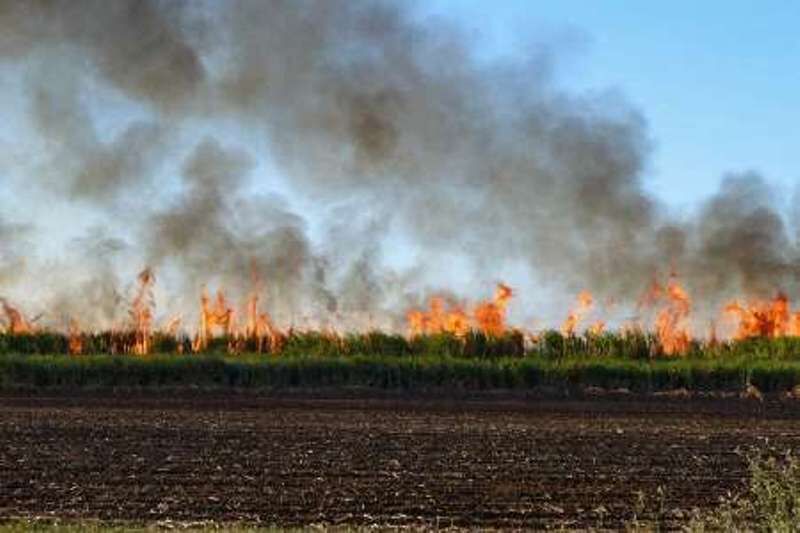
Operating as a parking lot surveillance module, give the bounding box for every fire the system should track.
[474,283,513,336]
[0,298,34,334]
[164,315,182,336]
[130,268,155,355]
[15,263,800,358]
[68,319,83,355]
[193,289,236,351]
[243,291,282,353]
[407,283,513,337]
[724,293,800,339]
[587,320,606,336]
[560,290,594,336]
[190,266,283,354]
[407,297,470,337]
[648,277,692,355]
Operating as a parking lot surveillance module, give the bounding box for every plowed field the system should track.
[2,394,799,529]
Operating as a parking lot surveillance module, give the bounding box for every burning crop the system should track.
[724,294,800,340]
[2,267,800,359]
[0,2,796,366]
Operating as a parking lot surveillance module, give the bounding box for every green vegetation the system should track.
[2,329,800,393]
[629,450,800,532]
[688,450,800,532]
[1,352,800,393]
[6,328,800,360]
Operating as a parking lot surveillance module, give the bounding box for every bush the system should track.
[687,449,800,531]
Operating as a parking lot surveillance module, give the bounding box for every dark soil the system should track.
[2,393,800,529]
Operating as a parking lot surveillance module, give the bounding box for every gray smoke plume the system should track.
[0,0,797,329]
[0,217,29,287]
[44,228,129,328]
[206,0,675,301]
[143,138,333,322]
[0,0,204,110]
[28,58,170,202]
[684,172,800,300]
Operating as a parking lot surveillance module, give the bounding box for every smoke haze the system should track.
[0,0,796,329]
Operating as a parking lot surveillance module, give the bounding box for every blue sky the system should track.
[423,0,800,210]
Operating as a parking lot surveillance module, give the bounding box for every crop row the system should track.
[3,329,800,360]
[2,353,800,393]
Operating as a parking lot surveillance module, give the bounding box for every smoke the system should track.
[0,0,204,110]
[28,59,170,202]
[207,0,675,301]
[685,172,800,300]
[0,0,797,329]
[143,138,332,322]
[0,217,29,286]
[45,229,129,328]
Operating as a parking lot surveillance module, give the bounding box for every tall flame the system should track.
[650,278,692,355]
[17,263,800,358]
[1,298,34,334]
[560,290,594,336]
[193,289,236,351]
[474,283,513,336]
[130,267,155,355]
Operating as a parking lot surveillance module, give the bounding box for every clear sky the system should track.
[422,0,800,210]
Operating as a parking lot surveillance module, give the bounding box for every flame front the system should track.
[407,283,513,338]
[10,264,800,358]
[724,293,800,339]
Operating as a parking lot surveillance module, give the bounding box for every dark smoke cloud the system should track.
[0,0,796,328]
[0,0,203,110]
[209,1,672,300]
[684,172,800,299]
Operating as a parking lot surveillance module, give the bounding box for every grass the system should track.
[2,329,800,393]
[7,328,800,360]
[1,352,800,393]
[628,449,800,532]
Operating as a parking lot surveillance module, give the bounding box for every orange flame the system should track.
[130,268,155,355]
[16,263,800,354]
[587,320,606,336]
[407,297,470,337]
[474,283,513,336]
[724,293,800,340]
[560,290,594,336]
[163,315,182,336]
[407,283,513,337]
[68,319,83,355]
[193,289,236,351]
[1,298,34,334]
[653,278,692,355]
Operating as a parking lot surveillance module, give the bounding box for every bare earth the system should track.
[1,393,800,529]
